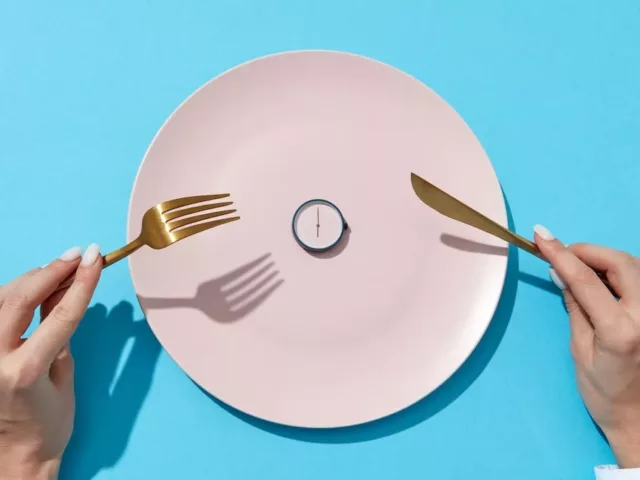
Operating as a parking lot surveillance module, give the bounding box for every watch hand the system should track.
[316,206,320,238]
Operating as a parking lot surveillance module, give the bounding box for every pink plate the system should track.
[128,51,508,428]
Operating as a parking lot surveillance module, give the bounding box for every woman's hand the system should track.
[0,245,102,480]
[535,225,640,468]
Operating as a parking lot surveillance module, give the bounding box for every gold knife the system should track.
[410,172,615,292]
[410,172,540,257]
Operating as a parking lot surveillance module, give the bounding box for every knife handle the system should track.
[476,219,615,296]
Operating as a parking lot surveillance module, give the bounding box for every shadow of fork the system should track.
[138,253,284,323]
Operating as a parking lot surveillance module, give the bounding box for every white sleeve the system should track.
[596,465,640,479]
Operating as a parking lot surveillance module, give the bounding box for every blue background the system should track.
[1,1,639,479]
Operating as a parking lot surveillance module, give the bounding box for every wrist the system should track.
[606,428,640,469]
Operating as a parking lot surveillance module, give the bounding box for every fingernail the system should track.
[81,243,100,266]
[534,224,554,241]
[549,268,566,290]
[60,247,82,261]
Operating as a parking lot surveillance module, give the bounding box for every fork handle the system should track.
[103,237,145,267]
[53,238,144,293]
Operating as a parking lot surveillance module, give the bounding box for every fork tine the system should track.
[160,194,230,214]
[171,216,240,242]
[163,201,234,222]
[167,209,237,231]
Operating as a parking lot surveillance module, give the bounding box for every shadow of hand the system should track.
[140,253,284,323]
[60,302,162,480]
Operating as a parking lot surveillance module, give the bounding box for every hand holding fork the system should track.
[55,194,240,292]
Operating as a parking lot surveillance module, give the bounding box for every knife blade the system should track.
[410,172,540,257]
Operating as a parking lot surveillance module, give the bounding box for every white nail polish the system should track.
[60,247,82,261]
[534,224,554,241]
[81,243,101,266]
[549,268,566,290]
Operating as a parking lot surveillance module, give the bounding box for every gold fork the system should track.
[55,194,240,292]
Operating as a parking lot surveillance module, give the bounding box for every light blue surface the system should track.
[1,1,639,479]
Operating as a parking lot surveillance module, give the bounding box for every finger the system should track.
[562,287,595,361]
[0,250,82,352]
[549,267,595,360]
[534,225,623,334]
[0,268,39,351]
[20,244,102,369]
[40,289,67,320]
[0,268,42,308]
[568,243,640,303]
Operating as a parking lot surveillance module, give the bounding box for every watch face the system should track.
[292,199,347,252]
